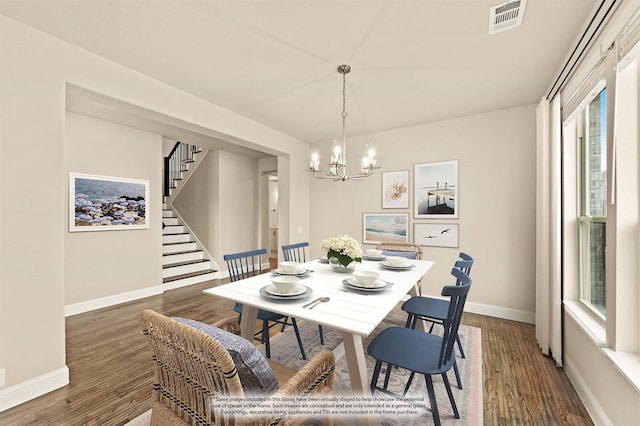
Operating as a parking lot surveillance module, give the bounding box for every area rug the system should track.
[259,320,483,426]
[128,321,482,426]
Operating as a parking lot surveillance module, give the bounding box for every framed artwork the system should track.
[69,173,149,232]
[414,160,458,218]
[363,213,409,244]
[382,170,409,209]
[414,223,459,248]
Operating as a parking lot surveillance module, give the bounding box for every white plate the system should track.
[259,285,312,300]
[380,261,415,270]
[362,255,386,261]
[341,279,393,292]
[264,284,306,296]
[272,268,309,276]
[346,277,387,289]
[317,256,329,263]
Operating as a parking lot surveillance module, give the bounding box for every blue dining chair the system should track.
[401,253,474,389]
[281,241,309,262]
[223,248,307,360]
[281,242,325,345]
[367,268,472,426]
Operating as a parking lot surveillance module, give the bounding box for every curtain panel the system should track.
[535,97,563,366]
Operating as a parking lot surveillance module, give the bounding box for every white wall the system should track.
[0,15,310,409]
[310,105,537,321]
[64,113,163,305]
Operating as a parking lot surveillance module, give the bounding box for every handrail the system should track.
[163,141,202,197]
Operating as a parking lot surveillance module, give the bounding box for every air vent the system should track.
[489,0,527,34]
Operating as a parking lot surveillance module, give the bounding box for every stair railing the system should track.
[164,142,202,196]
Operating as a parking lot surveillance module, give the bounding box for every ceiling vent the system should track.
[489,0,527,34]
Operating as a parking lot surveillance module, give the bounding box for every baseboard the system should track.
[465,301,535,324]
[564,355,611,426]
[64,285,164,317]
[0,367,69,412]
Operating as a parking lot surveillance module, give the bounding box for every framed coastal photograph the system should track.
[363,213,409,244]
[382,170,409,209]
[414,223,459,248]
[69,173,149,232]
[414,160,458,218]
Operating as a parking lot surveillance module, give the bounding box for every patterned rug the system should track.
[259,319,483,426]
[128,319,483,426]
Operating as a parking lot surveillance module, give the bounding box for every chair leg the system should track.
[262,321,271,359]
[383,363,393,390]
[403,372,416,396]
[441,372,460,419]
[456,333,466,358]
[291,318,307,360]
[453,360,462,390]
[424,374,441,426]
[319,325,325,345]
[405,314,414,328]
[370,360,383,394]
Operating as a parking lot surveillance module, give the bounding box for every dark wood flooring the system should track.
[0,273,593,425]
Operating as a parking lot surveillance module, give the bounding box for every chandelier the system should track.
[309,65,380,181]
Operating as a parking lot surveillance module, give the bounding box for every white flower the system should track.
[321,235,363,260]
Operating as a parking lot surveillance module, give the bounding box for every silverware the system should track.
[304,296,329,309]
[302,297,323,308]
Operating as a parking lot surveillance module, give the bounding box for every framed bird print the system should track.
[414,223,458,248]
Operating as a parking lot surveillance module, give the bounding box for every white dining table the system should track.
[203,257,433,422]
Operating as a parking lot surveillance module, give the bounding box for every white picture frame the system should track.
[414,223,459,248]
[382,170,409,209]
[414,160,458,218]
[70,173,149,232]
[363,213,409,244]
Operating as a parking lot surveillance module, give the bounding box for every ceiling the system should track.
[1,0,597,147]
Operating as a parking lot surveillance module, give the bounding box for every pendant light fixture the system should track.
[309,65,380,181]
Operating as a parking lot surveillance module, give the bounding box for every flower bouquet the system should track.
[321,235,363,272]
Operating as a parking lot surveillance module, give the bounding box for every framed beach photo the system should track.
[414,223,459,248]
[382,170,409,209]
[69,173,149,232]
[414,160,458,218]
[363,213,409,244]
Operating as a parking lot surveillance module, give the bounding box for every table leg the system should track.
[239,305,258,341]
[341,332,378,426]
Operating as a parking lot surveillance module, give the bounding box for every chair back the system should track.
[139,309,244,425]
[282,242,309,262]
[459,252,474,274]
[375,242,423,260]
[224,249,267,282]
[453,259,473,279]
[438,268,472,369]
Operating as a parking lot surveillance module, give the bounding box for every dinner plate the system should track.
[342,279,393,292]
[362,255,386,261]
[345,277,387,289]
[259,285,313,300]
[272,268,310,276]
[317,256,329,263]
[380,261,415,270]
[264,284,307,297]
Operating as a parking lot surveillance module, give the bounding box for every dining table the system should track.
[203,256,433,424]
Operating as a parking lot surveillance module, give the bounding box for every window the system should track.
[578,88,607,319]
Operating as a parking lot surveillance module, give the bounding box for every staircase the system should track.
[162,141,218,289]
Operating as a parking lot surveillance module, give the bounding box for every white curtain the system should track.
[535,96,563,366]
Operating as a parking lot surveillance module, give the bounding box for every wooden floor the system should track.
[0,276,593,425]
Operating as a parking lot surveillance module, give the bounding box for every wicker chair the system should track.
[376,242,424,295]
[140,309,335,426]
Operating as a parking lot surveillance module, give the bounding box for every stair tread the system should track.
[163,269,217,283]
[163,250,203,256]
[163,241,196,246]
[163,259,210,269]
